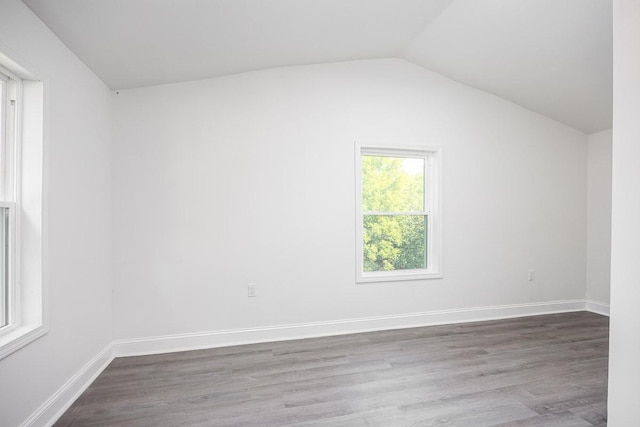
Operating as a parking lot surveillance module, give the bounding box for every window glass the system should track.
[362,156,424,212]
[0,207,6,327]
[363,214,426,272]
[0,78,7,327]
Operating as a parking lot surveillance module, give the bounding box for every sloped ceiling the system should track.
[21,0,612,134]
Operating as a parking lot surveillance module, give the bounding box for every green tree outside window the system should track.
[362,155,427,272]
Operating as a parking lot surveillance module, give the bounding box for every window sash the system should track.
[363,211,427,216]
[0,75,6,201]
[0,202,14,330]
[0,69,17,203]
[0,67,19,337]
[0,205,7,328]
[0,73,8,330]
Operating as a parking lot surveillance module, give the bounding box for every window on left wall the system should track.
[0,68,18,331]
[0,53,45,360]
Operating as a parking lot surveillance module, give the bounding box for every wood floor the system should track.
[56,311,608,426]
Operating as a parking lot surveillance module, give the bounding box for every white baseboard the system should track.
[113,299,588,357]
[24,298,608,427]
[586,300,610,316]
[21,343,114,427]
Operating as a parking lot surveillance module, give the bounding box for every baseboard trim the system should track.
[113,299,587,357]
[21,343,114,427]
[585,300,610,316]
[26,298,608,426]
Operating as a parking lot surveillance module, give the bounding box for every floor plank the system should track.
[55,311,608,426]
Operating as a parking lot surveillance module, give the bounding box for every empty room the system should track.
[1,0,639,426]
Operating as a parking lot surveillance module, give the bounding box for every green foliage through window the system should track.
[362,155,427,272]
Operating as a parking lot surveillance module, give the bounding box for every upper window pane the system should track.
[0,79,4,119]
[0,79,4,197]
[362,155,424,212]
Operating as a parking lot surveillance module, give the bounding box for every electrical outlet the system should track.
[527,269,535,282]
[248,283,257,297]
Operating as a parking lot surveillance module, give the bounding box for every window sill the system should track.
[357,270,443,283]
[0,324,47,360]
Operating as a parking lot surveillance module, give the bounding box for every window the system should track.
[0,68,17,329]
[355,143,442,282]
[0,52,45,360]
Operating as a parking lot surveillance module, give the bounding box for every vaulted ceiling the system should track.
[21,0,612,134]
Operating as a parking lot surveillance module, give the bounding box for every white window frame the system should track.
[0,67,19,333]
[0,51,46,360]
[355,142,442,283]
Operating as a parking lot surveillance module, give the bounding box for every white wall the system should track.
[586,129,612,306]
[113,58,588,341]
[0,2,612,423]
[608,0,640,423]
[0,1,113,426]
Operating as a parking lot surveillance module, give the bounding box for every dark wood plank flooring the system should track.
[55,311,608,426]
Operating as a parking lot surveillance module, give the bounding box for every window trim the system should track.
[0,51,46,360]
[0,67,18,332]
[355,142,443,283]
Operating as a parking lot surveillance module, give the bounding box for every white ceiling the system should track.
[21,0,612,134]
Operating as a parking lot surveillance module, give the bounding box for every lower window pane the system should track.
[0,207,7,328]
[363,215,426,272]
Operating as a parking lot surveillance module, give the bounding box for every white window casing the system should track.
[0,52,46,360]
[355,142,442,283]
